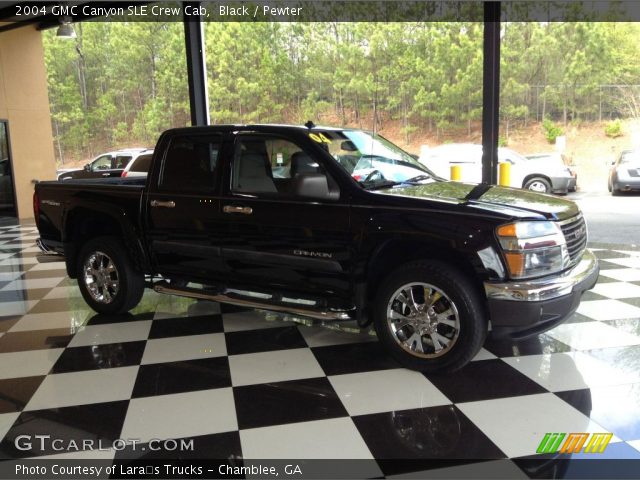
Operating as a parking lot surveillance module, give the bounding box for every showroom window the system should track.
[160,134,222,192]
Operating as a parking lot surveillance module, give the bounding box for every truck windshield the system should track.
[310,129,436,188]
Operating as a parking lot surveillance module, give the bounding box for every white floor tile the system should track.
[613,250,640,258]
[605,257,640,269]
[240,418,376,461]
[28,261,67,271]
[329,369,450,416]
[68,321,152,347]
[1,277,63,291]
[577,299,640,321]
[9,311,90,333]
[0,412,20,442]
[457,393,618,458]
[25,366,139,410]
[0,349,64,380]
[629,440,640,453]
[120,388,237,443]
[546,321,640,350]
[0,300,38,317]
[229,348,325,386]
[141,333,227,364]
[600,268,640,282]
[473,348,497,361]
[0,272,23,282]
[591,282,640,299]
[502,352,640,391]
[43,286,83,300]
[222,310,290,332]
[298,324,376,348]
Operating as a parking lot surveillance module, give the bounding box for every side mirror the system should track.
[292,173,339,201]
[84,164,91,172]
[410,153,419,161]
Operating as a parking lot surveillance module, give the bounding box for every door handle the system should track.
[102,173,111,176]
[223,205,253,215]
[150,200,176,208]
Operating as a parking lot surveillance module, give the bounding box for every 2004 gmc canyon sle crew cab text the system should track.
[34,124,599,372]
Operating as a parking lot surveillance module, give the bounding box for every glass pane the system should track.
[0,122,16,217]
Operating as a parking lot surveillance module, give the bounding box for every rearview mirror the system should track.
[340,141,358,152]
[292,173,339,201]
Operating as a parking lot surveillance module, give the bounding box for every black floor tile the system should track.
[0,400,130,458]
[562,313,597,325]
[148,315,223,339]
[352,405,506,472]
[580,291,609,301]
[0,328,74,353]
[21,269,67,280]
[27,298,82,314]
[424,359,548,403]
[0,288,51,303]
[0,376,45,414]
[0,316,20,333]
[225,326,307,355]
[620,297,640,308]
[51,341,147,374]
[311,341,400,376]
[555,388,593,417]
[132,357,231,398]
[596,274,617,284]
[113,431,242,460]
[593,250,631,260]
[233,377,347,430]
[484,334,572,358]
[596,259,627,270]
[85,312,155,326]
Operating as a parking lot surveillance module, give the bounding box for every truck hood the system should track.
[377,181,580,221]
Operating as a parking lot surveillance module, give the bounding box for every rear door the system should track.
[145,132,227,281]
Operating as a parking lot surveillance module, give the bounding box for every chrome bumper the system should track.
[484,249,599,302]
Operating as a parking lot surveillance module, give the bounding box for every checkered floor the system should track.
[1,222,640,476]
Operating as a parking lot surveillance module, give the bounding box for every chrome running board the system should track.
[153,281,353,321]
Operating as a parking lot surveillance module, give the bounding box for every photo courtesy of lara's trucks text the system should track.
[34,124,599,372]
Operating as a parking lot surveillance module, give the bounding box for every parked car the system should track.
[121,149,154,178]
[57,148,148,180]
[608,149,640,195]
[34,124,598,373]
[419,144,575,194]
[525,152,577,192]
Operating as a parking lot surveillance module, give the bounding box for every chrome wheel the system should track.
[83,251,119,304]
[527,181,548,192]
[386,283,460,358]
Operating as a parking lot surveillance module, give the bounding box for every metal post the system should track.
[183,1,210,126]
[482,1,501,185]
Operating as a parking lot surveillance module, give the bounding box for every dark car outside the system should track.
[609,149,640,195]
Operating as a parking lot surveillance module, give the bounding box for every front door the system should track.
[219,132,353,306]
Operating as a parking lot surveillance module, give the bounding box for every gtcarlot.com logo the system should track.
[537,432,613,454]
[14,435,194,452]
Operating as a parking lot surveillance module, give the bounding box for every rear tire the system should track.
[372,261,487,373]
[77,236,145,314]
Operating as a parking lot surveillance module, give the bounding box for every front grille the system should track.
[559,214,587,264]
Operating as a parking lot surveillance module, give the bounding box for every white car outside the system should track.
[418,143,574,194]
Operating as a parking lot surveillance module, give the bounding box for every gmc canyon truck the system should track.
[34,124,599,372]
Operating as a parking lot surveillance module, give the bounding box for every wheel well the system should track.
[64,210,123,278]
[522,174,551,188]
[364,240,486,312]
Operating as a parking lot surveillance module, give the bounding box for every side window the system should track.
[131,154,153,173]
[92,155,112,171]
[160,135,221,191]
[115,155,132,169]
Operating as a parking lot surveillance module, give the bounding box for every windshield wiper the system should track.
[360,180,402,190]
[402,174,432,184]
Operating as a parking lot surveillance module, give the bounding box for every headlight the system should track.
[496,221,570,279]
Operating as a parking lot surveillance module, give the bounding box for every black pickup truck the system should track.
[34,124,599,372]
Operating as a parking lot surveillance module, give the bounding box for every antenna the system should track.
[304,120,315,129]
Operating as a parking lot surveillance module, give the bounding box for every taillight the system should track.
[33,191,40,227]
[121,171,128,177]
[352,174,362,181]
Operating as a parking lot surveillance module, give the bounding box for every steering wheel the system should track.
[361,169,385,183]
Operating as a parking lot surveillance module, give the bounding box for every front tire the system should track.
[372,261,487,373]
[524,177,551,193]
[77,236,145,314]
